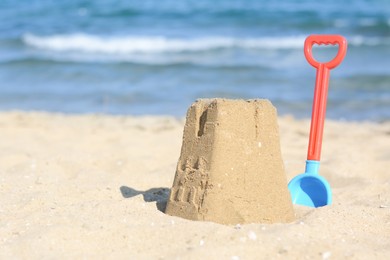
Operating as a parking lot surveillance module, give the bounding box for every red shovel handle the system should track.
[304,35,347,161]
[304,35,347,69]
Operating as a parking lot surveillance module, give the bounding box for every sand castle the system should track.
[165,99,295,225]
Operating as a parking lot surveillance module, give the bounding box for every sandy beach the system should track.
[0,111,389,259]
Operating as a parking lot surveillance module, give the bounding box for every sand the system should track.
[0,111,389,259]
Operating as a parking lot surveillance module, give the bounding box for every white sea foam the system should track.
[348,35,389,46]
[23,33,307,53]
[22,33,389,66]
[24,33,389,55]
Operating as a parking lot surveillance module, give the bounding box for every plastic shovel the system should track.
[288,35,347,207]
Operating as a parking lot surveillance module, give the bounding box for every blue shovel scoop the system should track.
[288,35,347,207]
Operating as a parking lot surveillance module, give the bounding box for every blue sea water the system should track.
[0,0,389,121]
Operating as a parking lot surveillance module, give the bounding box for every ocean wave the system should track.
[348,35,390,46]
[24,33,390,54]
[22,33,309,53]
[22,33,390,55]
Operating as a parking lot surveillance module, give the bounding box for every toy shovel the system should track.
[288,35,347,207]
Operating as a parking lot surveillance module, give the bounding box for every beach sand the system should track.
[0,111,389,259]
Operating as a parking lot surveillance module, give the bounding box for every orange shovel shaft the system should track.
[307,64,329,161]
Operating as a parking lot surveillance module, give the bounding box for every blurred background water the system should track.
[0,0,389,121]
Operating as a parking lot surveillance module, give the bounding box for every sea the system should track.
[0,0,389,121]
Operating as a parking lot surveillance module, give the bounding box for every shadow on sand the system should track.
[120,186,170,212]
